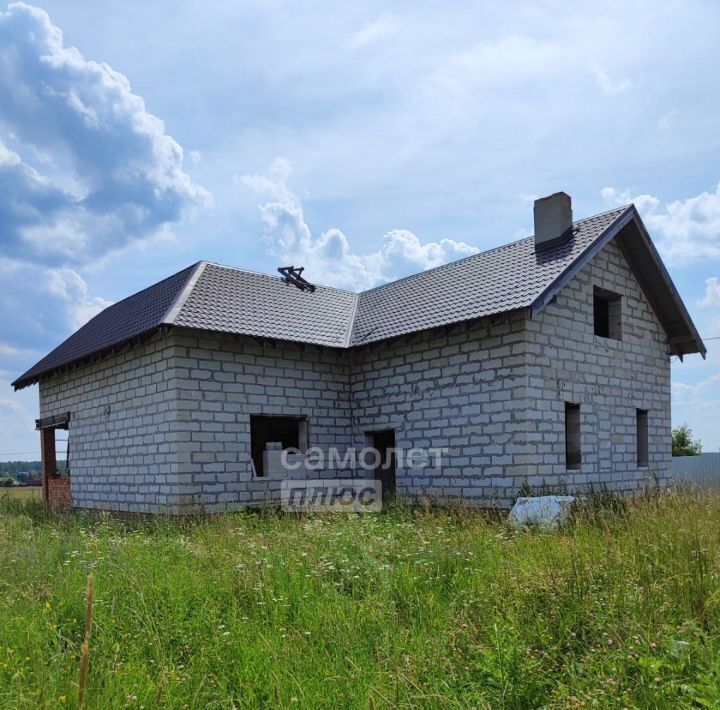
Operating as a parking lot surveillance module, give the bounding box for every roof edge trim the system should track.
[162,261,208,324]
[625,205,706,358]
[528,206,635,314]
[11,327,168,391]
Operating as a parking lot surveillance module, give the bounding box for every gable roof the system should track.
[12,204,705,390]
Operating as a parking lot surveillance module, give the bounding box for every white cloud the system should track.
[0,2,209,267]
[351,15,399,48]
[45,268,112,329]
[593,67,632,93]
[602,183,720,264]
[0,260,111,351]
[238,157,296,203]
[699,277,720,307]
[0,3,203,398]
[241,159,478,291]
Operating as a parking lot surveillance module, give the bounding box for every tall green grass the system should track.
[0,489,719,708]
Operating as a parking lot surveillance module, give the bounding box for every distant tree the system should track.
[0,476,15,487]
[0,461,42,475]
[672,424,703,456]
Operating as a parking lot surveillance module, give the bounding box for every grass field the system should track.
[0,486,41,502]
[1,491,719,708]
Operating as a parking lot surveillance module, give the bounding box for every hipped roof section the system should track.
[12,205,705,390]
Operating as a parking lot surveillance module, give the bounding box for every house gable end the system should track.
[529,208,705,359]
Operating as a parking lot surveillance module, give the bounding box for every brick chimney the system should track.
[534,192,573,248]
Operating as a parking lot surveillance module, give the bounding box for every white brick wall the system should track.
[350,314,529,507]
[40,333,182,514]
[524,239,672,492]
[38,239,672,513]
[169,331,353,512]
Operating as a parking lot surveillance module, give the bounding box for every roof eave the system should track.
[10,261,204,391]
[11,326,169,391]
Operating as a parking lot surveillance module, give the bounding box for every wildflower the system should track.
[58,696,67,703]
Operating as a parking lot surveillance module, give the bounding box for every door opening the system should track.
[36,413,72,510]
[368,429,396,498]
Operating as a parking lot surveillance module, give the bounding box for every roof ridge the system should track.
[579,203,633,220]
[356,240,523,299]
[193,205,632,300]
[80,261,204,323]
[162,261,208,324]
[355,205,631,299]
[201,260,358,295]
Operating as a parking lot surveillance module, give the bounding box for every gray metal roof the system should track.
[12,263,199,389]
[173,262,357,347]
[12,204,705,390]
[351,206,627,345]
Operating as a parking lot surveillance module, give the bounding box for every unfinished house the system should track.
[13,193,705,513]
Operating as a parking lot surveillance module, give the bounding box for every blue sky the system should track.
[0,0,719,460]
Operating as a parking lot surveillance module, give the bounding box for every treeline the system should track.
[0,461,67,483]
[0,461,42,475]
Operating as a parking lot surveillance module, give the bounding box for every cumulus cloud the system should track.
[240,159,478,291]
[45,268,113,330]
[602,183,720,264]
[0,1,209,413]
[699,277,720,307]
[0,2,208,266]
[0,372,38,457]
[0,259,111,352]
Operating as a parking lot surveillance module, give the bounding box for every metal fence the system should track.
[672,453,720,489]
